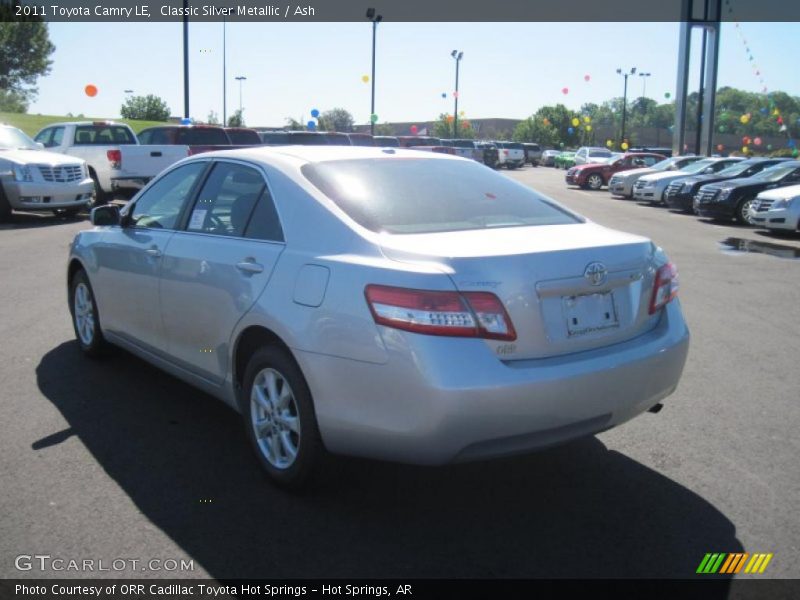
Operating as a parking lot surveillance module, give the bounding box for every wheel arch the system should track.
[232,325,297,399]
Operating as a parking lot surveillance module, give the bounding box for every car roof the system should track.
[43,121,127,127]
[190,145,463,166]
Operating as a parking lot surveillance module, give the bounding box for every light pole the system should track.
[451,50,463,138]
[616,67,637,145]
[639,72,651,100]
[235,76,246,123]
[223,18,227,125]
[365,8,382,136]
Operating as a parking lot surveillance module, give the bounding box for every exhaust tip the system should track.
[648,402,664,414]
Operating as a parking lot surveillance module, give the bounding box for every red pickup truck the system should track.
[565,152,666,190]
[137,125,255,155]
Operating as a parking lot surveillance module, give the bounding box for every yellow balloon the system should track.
[740,114,749,124]
[361,75,369,83]
[585,125,592,132]
[583,116,591,123]
[459,110,465,116]
[571,117,580,127]
[621,142,629,150]
[606,140,613,147]
[742,146,749,153]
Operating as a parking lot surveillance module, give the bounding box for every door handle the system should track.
[145,247,162,258]
[236,260,264,274]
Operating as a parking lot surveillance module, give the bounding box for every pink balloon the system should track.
[754,137,762,146]
[584,74,590,82]
[562,87,569,95]
[410,125,418,134]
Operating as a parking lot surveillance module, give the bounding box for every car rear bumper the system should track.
[4,180,94,210]
[297,301,689,465]
[111,176,152,191]
[749,208,800,231]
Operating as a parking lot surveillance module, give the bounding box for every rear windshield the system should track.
[286,132,329,145]
[505,142,524,150]
[260,132,290,145]
[587,149,612,157]
[348,135,375,147]
[398,137,441,147]
[74,125,136,145]
[323,133,352,146]
[302,158,580,234]
[374,137,399,147]
[226,129,262,144]
[174,128,230,145]
[451,140,475,148]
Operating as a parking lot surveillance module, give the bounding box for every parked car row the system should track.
[560,149,800,233]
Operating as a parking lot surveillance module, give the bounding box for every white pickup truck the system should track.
[34,121,188,204]
[494,141,526,169]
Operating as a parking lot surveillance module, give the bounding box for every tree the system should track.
[206,110,220,125]
[285,117,304,130]
[318,108,354,132]
[0,15,55,105]
[227,109,243,127]
[373,122,395,136]
[0,88,27,113]
[120,94,171,121]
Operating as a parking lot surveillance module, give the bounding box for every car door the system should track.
[91,161,208,352]
[158,159,285,385]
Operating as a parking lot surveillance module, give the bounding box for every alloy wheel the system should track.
[74,282,95,345]
[250,368,301,469]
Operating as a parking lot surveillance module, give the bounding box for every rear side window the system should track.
[74,126,136,145]
[260,132,289,145]
[186,162,265,237]
[226,129,262,144]
[175,128,230,145]
[287,133,328,145]
[302,158,580,235]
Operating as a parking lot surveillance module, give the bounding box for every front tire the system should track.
[735,197,755,224]
[69,270,108,357]
[586,173,604,190]
[0,187,11,222]
[241,346,329,490]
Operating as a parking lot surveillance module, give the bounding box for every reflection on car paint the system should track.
[718,237,800,259]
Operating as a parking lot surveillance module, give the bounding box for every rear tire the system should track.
[241,346,330,490]
[90,172,110,207]
[69,270,109,357]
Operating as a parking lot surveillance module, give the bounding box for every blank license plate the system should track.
[562,292,619,336]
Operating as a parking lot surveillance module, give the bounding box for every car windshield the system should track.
[302,158,581,234]
[681,159,718,174]
[716,162,759,177]
[0,126,39,150]
[588,149,612,158]
[749,165,798,182]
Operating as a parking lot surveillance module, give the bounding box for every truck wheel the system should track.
[586,174,604,190]
[241,346,331,490]
[90,172,110,207]
[0,187,11,222]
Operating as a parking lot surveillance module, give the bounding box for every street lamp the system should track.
[616,67,637,145]
[365,8,382,136]
[451,50,463,138]
[235,76,246,123]
[124,89,134,94]
[639,72,651,100]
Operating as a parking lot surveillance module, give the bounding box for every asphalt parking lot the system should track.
[0,165,798,582]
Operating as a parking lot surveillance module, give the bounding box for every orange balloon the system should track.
[85,84,98,97]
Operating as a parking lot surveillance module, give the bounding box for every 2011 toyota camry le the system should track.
[67,146,689,488]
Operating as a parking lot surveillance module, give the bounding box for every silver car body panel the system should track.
[69,146,690,464]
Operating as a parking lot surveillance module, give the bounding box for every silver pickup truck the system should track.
[34,121,188,205]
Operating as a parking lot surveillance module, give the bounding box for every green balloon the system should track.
[370,113,378,123]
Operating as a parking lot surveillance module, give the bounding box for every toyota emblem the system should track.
[584,262,608,286]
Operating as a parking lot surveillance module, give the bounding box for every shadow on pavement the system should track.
[35,341,741,583]
[0,211,87,230]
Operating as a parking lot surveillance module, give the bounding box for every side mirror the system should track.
[90,204,120,226]
[704,167,715,174]
[35,142,45,150]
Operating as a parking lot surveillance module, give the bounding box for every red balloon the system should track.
[716,144,724,151]
[561,87,569,95]
[410,125,418,134]
[85,84,98,97]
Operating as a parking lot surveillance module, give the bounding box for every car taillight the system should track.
[365,285,516,341]
[106,149,121,169]
[503,150,509,155]
[649,262,679,314]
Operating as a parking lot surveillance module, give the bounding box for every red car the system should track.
[566,152,666,190]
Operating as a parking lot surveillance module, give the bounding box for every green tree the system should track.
[0,15,55,106]
[285,117,304,130]
[0,88,27,113]
[227,109,244,127]
[206,110,220,125]
[373,122,395,136]
[318,108,355,132]
[120,94,171,121]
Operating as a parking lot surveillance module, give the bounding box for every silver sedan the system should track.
[67,147,690,488]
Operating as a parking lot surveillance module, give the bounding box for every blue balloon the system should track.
[180,117,191,125]
[307,120,316,129]
[760,107,768,114]
[567,127,574,134]
[789,139,797,148]
[310,109,320,118]
[441,93,447,98]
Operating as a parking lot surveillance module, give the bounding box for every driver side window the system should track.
[129,162,207,229]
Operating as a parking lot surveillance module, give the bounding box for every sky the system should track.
[27,21,800,128]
